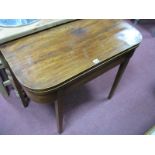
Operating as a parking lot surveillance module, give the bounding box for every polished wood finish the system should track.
[0,20,142,92]
[55,89,64,134]
[0,20,142,133]
[0,53,29,107]
[108,51,133,99]
[6,68,29,107]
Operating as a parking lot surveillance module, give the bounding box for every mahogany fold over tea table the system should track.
[0,20,142,133]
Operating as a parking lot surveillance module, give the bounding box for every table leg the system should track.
[54,90,64,134]
[5,68,29,107]
[0,70,9,97]
[0,82,9,97]
[108,56,131,99]
[0,59,9,96]
[0,53,29,107]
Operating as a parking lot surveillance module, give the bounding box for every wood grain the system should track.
[0,19,142,133]
[0,20,142,93]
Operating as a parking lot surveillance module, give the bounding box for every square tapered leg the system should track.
[55,90,64,134]
[108,56,131,99]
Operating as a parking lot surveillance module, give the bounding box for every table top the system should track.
[0,20,142,92]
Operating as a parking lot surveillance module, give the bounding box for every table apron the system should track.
[23,49,135,104]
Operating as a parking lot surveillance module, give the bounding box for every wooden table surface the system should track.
[0,19,142,133]
[0,20,142,92]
